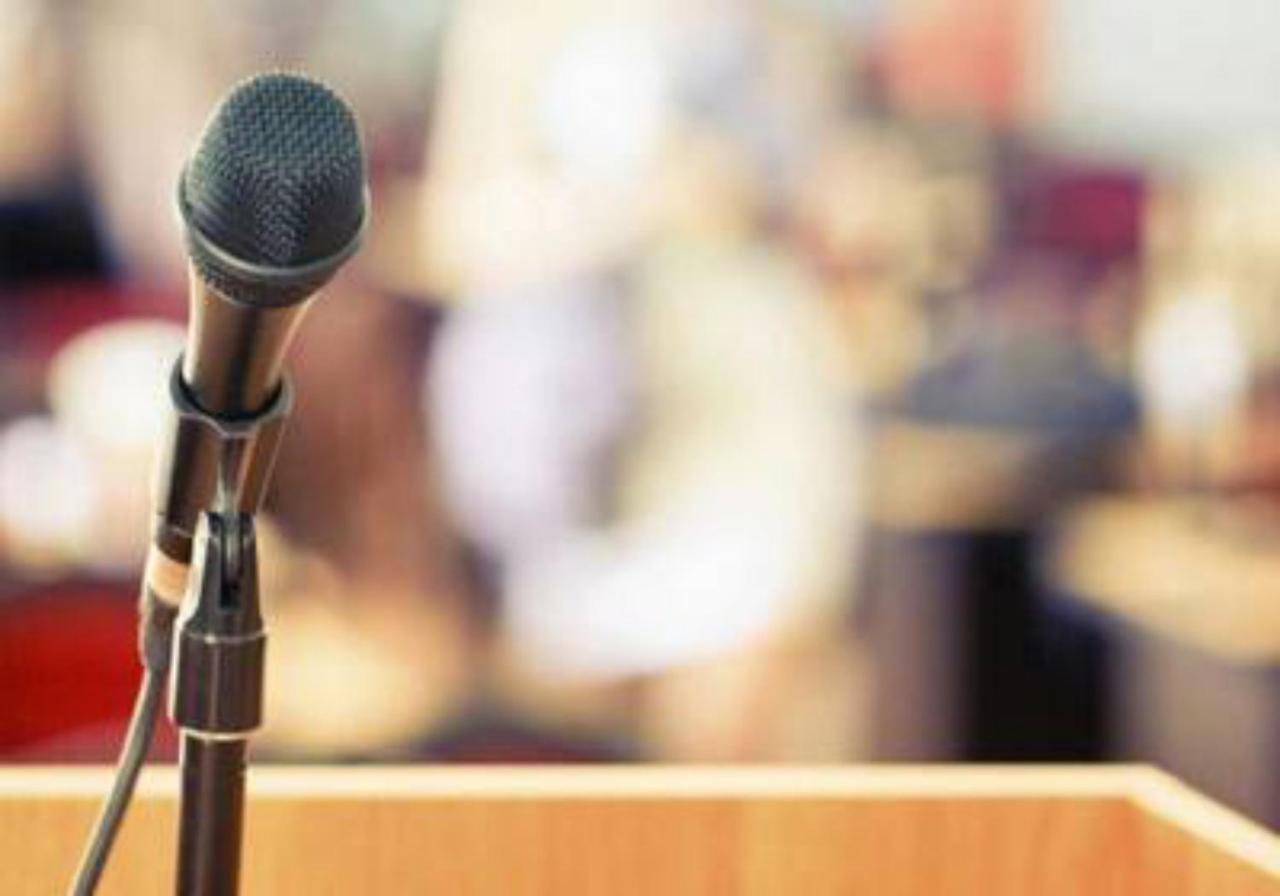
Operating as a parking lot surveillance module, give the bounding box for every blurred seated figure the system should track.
[898,254,1137,435]
[411,0,867,761]
[854,152,1145,762]
[427,245,862,760]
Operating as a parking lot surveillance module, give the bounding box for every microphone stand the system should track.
[158,362,292,896]
[170,512,264,896]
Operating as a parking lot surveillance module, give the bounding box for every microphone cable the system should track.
[69,596,178,895]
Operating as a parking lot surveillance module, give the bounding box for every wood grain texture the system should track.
[2,765,1277,894]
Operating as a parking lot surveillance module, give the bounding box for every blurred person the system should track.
[883,144,1145,436]
[76,0,251,287]
[233,279,476,759]
[880,0,1032,128]
[852,145,1145,762]
[416,0,867,760]
[429,279,635,560]
[1137,160,1280,516]
[787,125,938,397]
[0,0,70,189]
[427,244,863,760]
[46,319,186,573]
[416,0,674,295]
[0,317,184,577]
[0,415,97,573]
[0,0,105,284]
[409,0,668,754]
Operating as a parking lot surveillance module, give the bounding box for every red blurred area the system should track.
[0,584,175,760]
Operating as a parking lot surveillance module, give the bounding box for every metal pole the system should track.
[176,737,248,896]
[170,512,265,896]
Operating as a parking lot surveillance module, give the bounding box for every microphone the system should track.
[71,72,367,896]
[147,72,368,610]
[179,72,368,417]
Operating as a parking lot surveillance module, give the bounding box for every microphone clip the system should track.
[151,359,292,570]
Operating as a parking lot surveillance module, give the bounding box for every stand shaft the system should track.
[171,513,264,896]
[177,736,247,896]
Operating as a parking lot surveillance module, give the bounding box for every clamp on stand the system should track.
[158,363,291,896]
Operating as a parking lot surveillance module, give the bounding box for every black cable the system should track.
[69,669,165,895]
[69,594,178,895]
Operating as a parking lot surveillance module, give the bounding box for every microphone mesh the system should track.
[181,72,366,305]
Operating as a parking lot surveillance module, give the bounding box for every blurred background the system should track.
[2,0,1279,828]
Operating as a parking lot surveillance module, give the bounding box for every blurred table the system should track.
[1046,496,1280,826]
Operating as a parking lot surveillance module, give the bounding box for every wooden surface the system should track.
[4,765,1279,894]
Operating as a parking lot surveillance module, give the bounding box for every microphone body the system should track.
[181,275,309,418]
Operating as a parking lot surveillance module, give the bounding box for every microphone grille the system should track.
[181,72,367,305]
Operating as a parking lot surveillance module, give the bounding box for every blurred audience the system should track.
[0,0,1277,827]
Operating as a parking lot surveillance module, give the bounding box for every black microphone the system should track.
[179,71,368,417]
[71,72,368,896]
[146,72,368,609]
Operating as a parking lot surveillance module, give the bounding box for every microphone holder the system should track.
[153,360,291,572]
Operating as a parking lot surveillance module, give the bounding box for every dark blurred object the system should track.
[0,282,179,375]
[411,702,635,763]
[862,417,1126,761]
[864,163,1139,758]
[866,526,1110,760]
[271,290,449,583]
[898,335,1137,432]
[863,401,1133,764]
[0,186,108,285]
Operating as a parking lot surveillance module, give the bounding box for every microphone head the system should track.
[179,72,367,306]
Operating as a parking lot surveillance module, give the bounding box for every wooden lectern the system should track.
[5,765,1279,894]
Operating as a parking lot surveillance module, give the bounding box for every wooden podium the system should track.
[5,765,1279,894]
